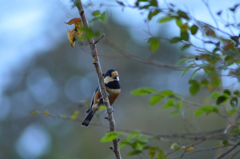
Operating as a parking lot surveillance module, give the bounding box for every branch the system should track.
[104,39,185,70]
[216,140,240,159]
[75,1,121,159]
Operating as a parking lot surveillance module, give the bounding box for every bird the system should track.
[81,69,121,127]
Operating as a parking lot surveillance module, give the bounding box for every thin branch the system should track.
[202,0,219,28]
[75,1,121,159]
[104,39,185,70]
[216,140,240,159]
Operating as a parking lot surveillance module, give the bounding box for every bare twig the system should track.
[202,0,219,28]
[94,34,105,44]
[75,1,121,159]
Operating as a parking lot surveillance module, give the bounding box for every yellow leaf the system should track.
[44,110,50,116]
[65,18,83,47]
[30,110,40,116]
[70,115,77,120]
[187,146,194,152]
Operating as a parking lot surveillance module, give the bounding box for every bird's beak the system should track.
[113,75,119,81]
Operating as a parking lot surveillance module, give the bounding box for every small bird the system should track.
[81,69,121,127]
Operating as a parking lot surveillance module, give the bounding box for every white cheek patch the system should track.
[107,88,121,94]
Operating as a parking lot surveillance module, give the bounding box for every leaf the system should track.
[131,87,157,96]
[148,38,160,52]
[201,105,218,114]
[99,105,107,111]
[159,90,174,96]
[162,99,175,109]
[148,10,160,21]
[182,64,194,77]
[65,18,83,47]
[127,130,141,140]
[189,80,200,96]
[30,110,40,116]
[127,150,142,156]
[169,37,182,43]
[216,96,227,105]
[231,36,239,47]
[230,97,238,107]
[44,110,50,116]
[194,109,204,117]
[234,91,240,96]
[158,16,173,23]
[92,10,100,16]
[175,18,182,27]
[190,25,198,35]
[223,89,231,96]
[177,10,189,20]
[181,31,189,41]
[229,109,237,115]
[149,95,164,105]
[181,44,190,51]
[170,111,179,117]
[221,140,229,146]
[217,10,222,16]
[116,1,125,6]
[176,101,183,110]
[212,92,221,98]
[100,132,124,143]
[187,147,194,152]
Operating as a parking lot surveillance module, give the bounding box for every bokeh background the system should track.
[1,0,239,158]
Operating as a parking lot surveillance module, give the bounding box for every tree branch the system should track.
[104,39,185,70]
[75,1,121,159]
[216,140,240,159]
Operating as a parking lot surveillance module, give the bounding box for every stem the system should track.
[76,1,121,159]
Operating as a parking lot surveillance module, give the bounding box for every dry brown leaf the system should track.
[65,18,83,47]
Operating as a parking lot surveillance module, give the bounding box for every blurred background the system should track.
[0,0,239,158]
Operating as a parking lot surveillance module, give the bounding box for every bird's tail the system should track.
[81,110,95,127]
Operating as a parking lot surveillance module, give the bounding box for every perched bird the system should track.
[81,69,121,127]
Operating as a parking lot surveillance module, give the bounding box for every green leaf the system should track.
[128,130,141,140]
[177,10,189,20]
[182,64,194,77]
[100,132,124,143]
[163,99,175,109]
[159,90,174,96]
[177,58,188,65]
[194,109,204,117]
[189,80,200,96]
[223,89,231,96]
[148,38,160,52]
[119,139,131,149]
[150,95,164,105]
[92,10,100,16]
[181,44,190,51]
[200,79,208,87]
[169,37,181,43]
[212,92,221,98]
[175,18,182,27]
[201,105,219,114]
[176,101,183,110]
[148,10,160,21]
[127,150,142,156]
[216,96,227,105]
[221,140,229,146]
[131,87,157,96]
[229,109,237,115]
[234,91,240,96]
[190,25,198,35]
[230,97,238,107]
[181,31,189,41]
[170,111,179,116]
[159,16,173,23]
[99,105,106,111]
